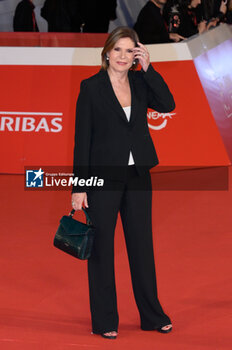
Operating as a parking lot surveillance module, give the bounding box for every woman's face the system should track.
[107,37,135,73]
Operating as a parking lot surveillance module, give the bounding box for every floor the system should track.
[0,168,231,350]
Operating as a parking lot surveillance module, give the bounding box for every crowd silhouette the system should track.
[13,0,232,43]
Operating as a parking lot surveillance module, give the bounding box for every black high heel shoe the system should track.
[157,325,172,333]
[101,332,117,339]
[91,331,118,339]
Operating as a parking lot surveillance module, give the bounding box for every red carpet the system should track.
[0,168,231,349]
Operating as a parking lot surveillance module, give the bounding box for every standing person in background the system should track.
[163,0,207,38]
[13,0,38,32]
[205,0,228,27]
[41,0,83,32]
[134,0,185,43]
[80,0,117,32]
[225,0,232,23]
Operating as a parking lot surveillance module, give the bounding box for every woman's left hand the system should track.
[133,42,150,72]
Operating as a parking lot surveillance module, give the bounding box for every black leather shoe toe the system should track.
[101,333,117,339]
[157,325,172,333]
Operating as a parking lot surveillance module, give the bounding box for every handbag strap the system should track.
[69,208,92,224]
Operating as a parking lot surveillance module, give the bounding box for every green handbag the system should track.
[53,208,95,260]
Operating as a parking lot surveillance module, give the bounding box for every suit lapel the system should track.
[98,69,139,126]
[99,69,128,124]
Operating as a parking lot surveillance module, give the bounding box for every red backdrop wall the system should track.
[0,61,230,174]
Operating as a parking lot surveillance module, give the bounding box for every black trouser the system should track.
[86,166,171,334]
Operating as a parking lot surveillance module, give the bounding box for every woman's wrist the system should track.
[133,42,150,72]
[141,62,149,72]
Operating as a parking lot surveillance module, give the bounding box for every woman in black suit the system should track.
[71,26,175,339]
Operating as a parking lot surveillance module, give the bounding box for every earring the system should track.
[106,56,109,61]
[133,60,136,65]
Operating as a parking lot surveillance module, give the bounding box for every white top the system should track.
[123,106,135,165]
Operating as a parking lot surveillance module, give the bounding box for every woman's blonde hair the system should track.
[101,26,140,71]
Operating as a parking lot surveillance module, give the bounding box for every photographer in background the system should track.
[163,0,207,38]
[134,0,185,43]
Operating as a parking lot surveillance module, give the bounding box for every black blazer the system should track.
[72,64,175,192]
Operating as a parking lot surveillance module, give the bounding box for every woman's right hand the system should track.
[71,192,88,210]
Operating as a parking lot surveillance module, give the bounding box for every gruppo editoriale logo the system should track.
[25,169,104,189]
[26,168,44,188]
